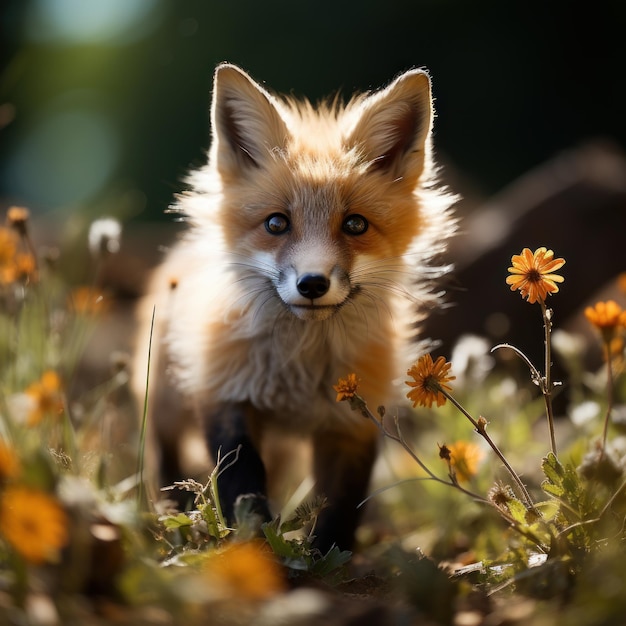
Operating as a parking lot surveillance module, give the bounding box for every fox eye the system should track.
[265,213,290,234]
[342,214,368,235]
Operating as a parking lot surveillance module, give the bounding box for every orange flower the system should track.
[204,541,285,601]
[446,441,484,483]
[585,301,626,358]
[506,247,565,304]
[25,370,65,426]
[333,373,359,402]
[406,355,455,408]
[0,441,20,481]
[0,486,69,563]
[585,300,625,334]
[68,286,107,315]
[0,227,19,284]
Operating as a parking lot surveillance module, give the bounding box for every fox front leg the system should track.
[312,420,379,553]
[205,403,272,527]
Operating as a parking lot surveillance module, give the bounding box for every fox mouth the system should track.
[288,302,343,321]
[291,303,337,310]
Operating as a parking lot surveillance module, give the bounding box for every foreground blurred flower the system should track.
[406,355,455,408]
[506,247,565,304]
[204,541,285,601]
[446,441,484,483]
[0,486,69,563]
[25,370,65,426]
[0,441,21,481]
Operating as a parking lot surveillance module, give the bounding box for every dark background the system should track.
[1,0,625,367]
[1,0,625,221]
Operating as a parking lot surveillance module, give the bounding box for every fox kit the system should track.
[134,63,454,553]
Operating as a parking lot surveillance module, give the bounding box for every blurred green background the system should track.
[1,0,625,223]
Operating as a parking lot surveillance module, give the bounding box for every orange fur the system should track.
[133,64,456,550]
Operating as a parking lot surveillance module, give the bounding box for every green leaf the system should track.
[542,453,565,486]
[262,523,306,561]
[199,502,223,539]
[309,546,352,577]
[160,513,193,530]
[562,469,582,497]
[506,497,529,525]
[541,480,564,498]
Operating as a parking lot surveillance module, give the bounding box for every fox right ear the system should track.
[211,64,289,179]
[346,69,433,186]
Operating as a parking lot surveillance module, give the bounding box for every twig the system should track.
[441,389,537,513]
[352,396,488,504]
[599,338,615,458]
[540,301,558,457]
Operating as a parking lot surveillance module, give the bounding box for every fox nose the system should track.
[296,273,330,299]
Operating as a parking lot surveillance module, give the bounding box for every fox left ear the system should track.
[346,69,433,184]
[211,64,290,180]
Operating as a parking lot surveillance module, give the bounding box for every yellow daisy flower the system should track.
[406,355,455,408]
[0,486,69,564]
[333,373,359,402]
[506,247,565,304]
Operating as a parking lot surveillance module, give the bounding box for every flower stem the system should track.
[600,339,614,457]
[441,389,537,512]
[352,395,488,503]
[540,300,558,457]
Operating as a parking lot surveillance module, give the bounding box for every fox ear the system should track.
[346,69,433,184]
[211,64,289,178]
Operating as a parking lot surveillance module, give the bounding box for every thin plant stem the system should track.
[540,300,558,457]
[351,397,488,503]
[600,339,614,457]
[491,343,542,384]
[440,388,537,513]
[136,306,156,510]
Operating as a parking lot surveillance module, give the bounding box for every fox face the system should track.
[203,64,440,324]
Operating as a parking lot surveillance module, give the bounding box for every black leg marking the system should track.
[206,404,271,525]
[312,426,378,554]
